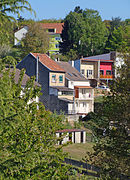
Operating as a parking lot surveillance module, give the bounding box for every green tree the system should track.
[0,67,71,179]
[0,0,34,45]
[106,26,128,51]
[20,23,50,57]
[85,48,130,179]
[60,7,107,58]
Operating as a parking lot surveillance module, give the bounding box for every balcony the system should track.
[68,110,76,115]
[100,75,114,79]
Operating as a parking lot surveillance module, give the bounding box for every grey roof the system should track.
[50,86,74,91]
[84,53,111,60]
[56,61,87,81]
[0,68,40,87]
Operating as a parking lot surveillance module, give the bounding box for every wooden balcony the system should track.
[100,75,114,79]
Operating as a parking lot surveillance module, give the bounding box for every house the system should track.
[14,25,28,46]
[56,129,86,144]
[69,56,114,86]
[0,68,40,104]
[14,23,64,55]
[86,51,125,78]
[41,23,64,55]
[56,61,94,118]
[16,53,77,120]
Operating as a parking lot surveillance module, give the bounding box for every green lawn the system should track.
[63,142,94,161]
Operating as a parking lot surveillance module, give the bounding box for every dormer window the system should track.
[48,28,55,33]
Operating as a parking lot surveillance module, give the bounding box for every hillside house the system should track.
[69,56,114,86]
[57,62,94,119]
[14,23,64,55]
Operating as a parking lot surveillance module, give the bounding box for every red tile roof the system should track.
[74,86,92,89]
[56,129,85,133]
[31,53,65,72]
[40,23,64,34]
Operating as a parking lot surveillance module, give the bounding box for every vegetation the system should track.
[60,6,107,59]
[0,66,72,179]
[0,0,34,45]
[63,142,94,161]
[20,22,50,58]
[84,48,130,179]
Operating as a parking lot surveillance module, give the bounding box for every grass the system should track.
[63,142,94,161]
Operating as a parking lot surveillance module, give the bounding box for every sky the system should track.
[20,0,130,21]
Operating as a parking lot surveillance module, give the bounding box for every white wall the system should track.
[68,80,90,89]
[14,26,28,45]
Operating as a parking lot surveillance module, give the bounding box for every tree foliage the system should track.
[0,67,72,179]
[104,17,129,52]
[20,23,50,57]
[85,48,130,179]
[60,7,107,59]
[0,0,34,45]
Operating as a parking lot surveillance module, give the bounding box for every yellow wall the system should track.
[81,61,98,79]
[49,72,65,86]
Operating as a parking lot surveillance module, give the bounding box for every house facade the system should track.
[14,26,28,46]
[56,62,94,118]
[16,53,77,119]
[69,56,114,86]
[41,23,64,55]
[14,23,64,55]
[17,53,94,121]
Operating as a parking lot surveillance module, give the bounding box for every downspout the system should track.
[36,56,39,82]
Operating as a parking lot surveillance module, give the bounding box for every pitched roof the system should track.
[0,68,40,87]
[56,61,87,81]
[40,23,64,34]
[31,53,65,72]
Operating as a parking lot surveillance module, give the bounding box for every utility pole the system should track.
[36,56,39,82]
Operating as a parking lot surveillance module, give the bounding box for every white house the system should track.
[14,26,28,46]
[57,62,94,118]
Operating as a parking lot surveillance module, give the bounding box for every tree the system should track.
[106,26,128,51]
[85,48,130,179]
[0,0,34,45]
[0,66,72,179]
[20,23,50,57]
[60,7,107,58]
[104,17,128,52]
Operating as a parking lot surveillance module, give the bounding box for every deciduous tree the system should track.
[85,48,130,179]
[0,67,71,179]
[20,23,50,57]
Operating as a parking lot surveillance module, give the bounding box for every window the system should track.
[55,44,59,48]
[100,70,104,75]
[83,102,86,107]
[106,70,111,75]
[55,37,61,41]
[82,89,86,94]
[52,75,56,82]
[59,75,63,83]
[87,70,93,78]
[81,69,85,75]
[61,91,73,95]
[48,28,55,33]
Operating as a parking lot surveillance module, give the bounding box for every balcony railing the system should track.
[68,110,76,115]
[100,75,114,79]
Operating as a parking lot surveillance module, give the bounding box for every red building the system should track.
[99,59,114,84]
